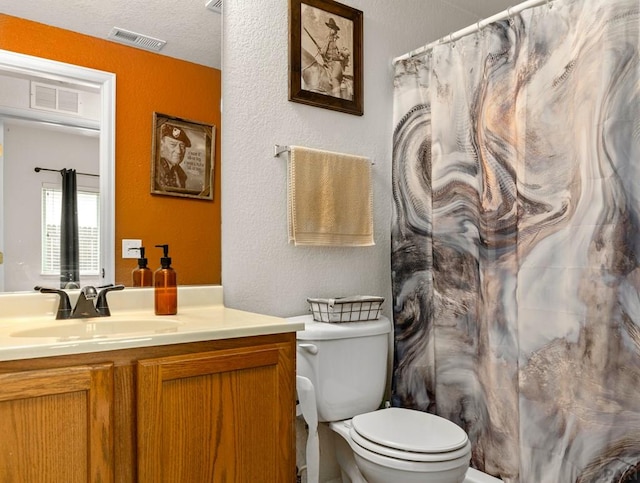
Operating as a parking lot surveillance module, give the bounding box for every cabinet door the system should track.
[137,342,295,483]
[0,362,114,483]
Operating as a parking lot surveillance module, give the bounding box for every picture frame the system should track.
[289,0,363,116]
[150,112,215,200]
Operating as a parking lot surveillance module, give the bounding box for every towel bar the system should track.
[273,144,374,165]
[274,144,290,157]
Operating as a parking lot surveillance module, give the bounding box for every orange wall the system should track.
[0,14,222,286]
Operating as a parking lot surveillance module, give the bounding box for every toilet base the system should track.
[354,451,466,483]
[331,422,366,483]
[464,467,503,483]
[329,420,501,483]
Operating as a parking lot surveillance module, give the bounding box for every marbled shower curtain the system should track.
[391,0,640,481]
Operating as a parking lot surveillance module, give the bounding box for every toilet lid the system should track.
[351,408,469,454]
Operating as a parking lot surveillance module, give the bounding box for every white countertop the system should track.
[0,285,304,361]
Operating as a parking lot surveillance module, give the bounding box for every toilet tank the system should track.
[292,315,391,422]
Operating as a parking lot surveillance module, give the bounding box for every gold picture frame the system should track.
[150,112,215,200]
[289,0,363,116]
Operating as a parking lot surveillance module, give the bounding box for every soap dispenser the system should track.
[154,244,177,315]
[131,246,153,287]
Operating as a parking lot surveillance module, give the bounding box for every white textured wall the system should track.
[222,1,481,317]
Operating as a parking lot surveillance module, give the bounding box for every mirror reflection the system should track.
[0,50,115,292]
[5,121,100,291]
[0,14,221,294]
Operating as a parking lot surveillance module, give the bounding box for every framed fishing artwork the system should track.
[288,0,363,116]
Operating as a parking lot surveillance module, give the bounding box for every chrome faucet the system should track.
[35,284,125,319]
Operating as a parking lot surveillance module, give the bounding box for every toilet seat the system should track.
[350,408,470,462]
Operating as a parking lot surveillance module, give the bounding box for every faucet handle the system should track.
[34,286,72,320]
[96,284,125,316]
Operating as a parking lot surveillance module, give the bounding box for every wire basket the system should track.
[307,296,384,323]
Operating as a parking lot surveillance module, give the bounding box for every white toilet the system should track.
[293,314,501,483]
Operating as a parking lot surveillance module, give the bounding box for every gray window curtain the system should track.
[60,168,80,289]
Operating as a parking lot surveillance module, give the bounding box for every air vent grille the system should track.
[108,27,166,52]
[35,85,57,110]
[58,90,80,113]
[31,82,81,115]
[206,0,222,13]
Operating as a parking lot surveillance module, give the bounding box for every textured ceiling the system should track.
[0,1,518,71]
[0,0,222,69]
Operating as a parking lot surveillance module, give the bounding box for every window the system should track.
[41,186,100,275]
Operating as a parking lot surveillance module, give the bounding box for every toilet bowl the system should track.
[330,408,471,483]
[292,314,501,483]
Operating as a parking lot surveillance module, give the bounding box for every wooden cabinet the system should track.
[137,344,292,482]
[0,333,296,483]
[0,363,114,483]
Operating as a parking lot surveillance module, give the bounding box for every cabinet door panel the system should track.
[0,363,114,483]
[138,343,293,483]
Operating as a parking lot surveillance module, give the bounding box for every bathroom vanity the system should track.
[0,286,303,482]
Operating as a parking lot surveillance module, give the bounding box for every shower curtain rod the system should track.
[393,0,551,62]
[34,167,99,177]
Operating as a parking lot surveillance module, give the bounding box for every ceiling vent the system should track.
[31,82,81,115]
[108,27,166,52]
[206,0,222,14]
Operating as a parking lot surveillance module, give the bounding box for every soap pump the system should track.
[131,246,153,287]
[154,244,177,315]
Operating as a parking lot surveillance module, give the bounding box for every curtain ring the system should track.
[546,0,553,9]
[448,33,455,48]
[507,6,515,25]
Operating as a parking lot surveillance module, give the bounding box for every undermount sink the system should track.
[11,319,181,339]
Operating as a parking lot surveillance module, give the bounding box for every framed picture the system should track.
[289,0,363,116]
[150,112,215,200]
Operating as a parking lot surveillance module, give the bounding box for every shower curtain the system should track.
[391,0,640,481]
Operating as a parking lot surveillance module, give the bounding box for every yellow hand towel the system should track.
[288,146,374,247]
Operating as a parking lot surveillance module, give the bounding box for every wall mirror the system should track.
[0,49,115,292]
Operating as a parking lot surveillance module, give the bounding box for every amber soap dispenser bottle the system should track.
[154,244,177,315]
[132,246,153,287]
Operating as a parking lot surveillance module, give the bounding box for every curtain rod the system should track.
[34,167,99,178]
[393,0,552,63]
